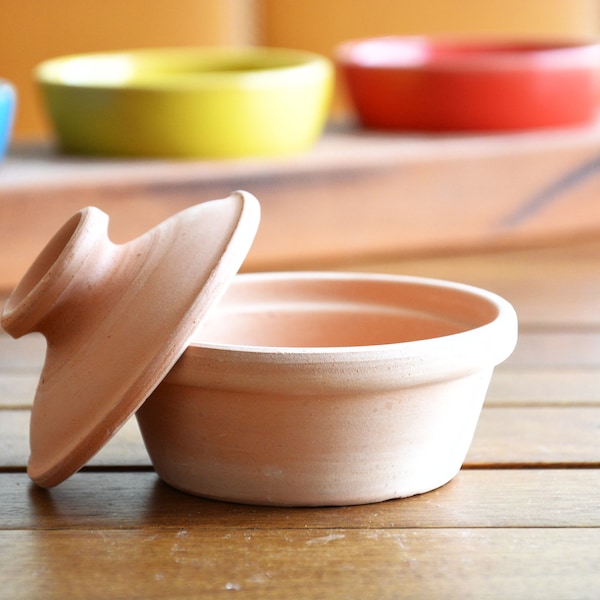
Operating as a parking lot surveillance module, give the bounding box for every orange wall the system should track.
[0,0,257,138]
[263,0,600,53]
[262,0,600,114]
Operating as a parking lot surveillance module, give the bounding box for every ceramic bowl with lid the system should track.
[36,47,333,158]
[336,36,600,131]
[137,271,517,506]
[1,193,517,506]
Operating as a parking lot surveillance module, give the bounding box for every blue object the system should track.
[0,80,16,161]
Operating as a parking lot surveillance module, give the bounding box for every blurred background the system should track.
[1,0,599,140]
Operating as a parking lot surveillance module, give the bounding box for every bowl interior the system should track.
[338,36,600,69]
[192,274,500,349]
[37,48,326,88]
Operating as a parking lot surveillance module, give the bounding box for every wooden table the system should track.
[2,239,599,599]
[1,134,600,598]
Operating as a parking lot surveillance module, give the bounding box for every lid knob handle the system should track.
[1,206,117,340]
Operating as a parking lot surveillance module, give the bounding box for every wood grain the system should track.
[0,373,38,408]
[487,368,600,405]
[2,165,600,598]
[0,331,45,372]
[467,407,600,466]
[0,410,149,469]
[1,528,598,600]
[505,331,600,368]
[2,469,599,530]
[351,238,600,327]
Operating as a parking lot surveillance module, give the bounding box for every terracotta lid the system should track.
[1,191,260,487]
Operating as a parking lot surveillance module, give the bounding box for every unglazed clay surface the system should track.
[1,192,260,487]
[137,272,518,506]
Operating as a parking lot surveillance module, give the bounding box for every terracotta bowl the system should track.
[36,47,333,158]
[335,36,600,131]
[136,271,518,506]
[0,80,15,161]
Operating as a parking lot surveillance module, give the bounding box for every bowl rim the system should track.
[335,35,600,72]
[184,271,516,349]
[167,272,518,390]
[35,46,333,91]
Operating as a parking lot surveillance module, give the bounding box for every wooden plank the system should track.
[0,410,149,470]
[351,238,600,328]
[0,373,38,408]
[467,407,600,466]
[487,368,600,406]
[2,407,599,470]
[504,331,600,368]
[0,527,598,600]
[0,331,45,372]
[2,469,599,530]
[4,124,600,292]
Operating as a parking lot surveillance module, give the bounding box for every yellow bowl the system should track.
[36,47,334,158]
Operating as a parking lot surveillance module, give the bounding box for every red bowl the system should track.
[336,37,600,131]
